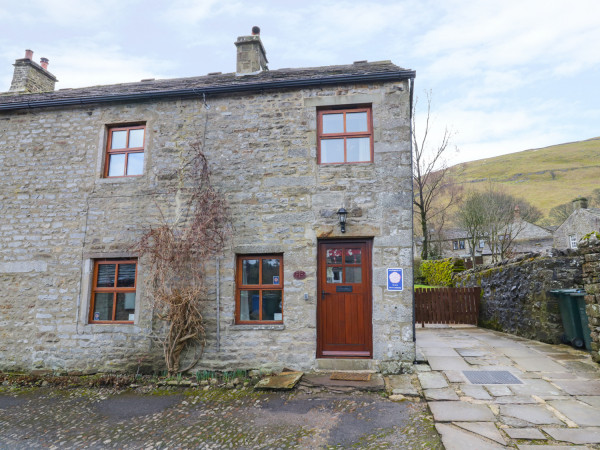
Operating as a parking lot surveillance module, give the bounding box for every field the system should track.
[447,137,600,219]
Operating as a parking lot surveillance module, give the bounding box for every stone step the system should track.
[315,359,376,372]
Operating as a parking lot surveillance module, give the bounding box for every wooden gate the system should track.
[415,287,480,326]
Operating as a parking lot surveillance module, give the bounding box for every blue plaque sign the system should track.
[387,268,403,291]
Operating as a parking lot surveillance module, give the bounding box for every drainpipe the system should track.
[216,257,221,352]
[409,77,416,352]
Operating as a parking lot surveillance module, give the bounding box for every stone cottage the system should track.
[0,31,415,374]
[554,198,600,250]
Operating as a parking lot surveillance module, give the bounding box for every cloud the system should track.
[4,0,125,27]
[163,0,239,25]
[413,0,600,81]
[46,39,174,88]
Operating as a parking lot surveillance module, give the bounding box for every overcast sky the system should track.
[1,0,598,165]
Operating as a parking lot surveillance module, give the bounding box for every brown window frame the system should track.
[317,106,373,164]
[89,259,137,324]
[235,255,284,324]
[104,124,146,178]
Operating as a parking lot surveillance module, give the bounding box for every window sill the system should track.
[83,323,141,333]
[95,175,145,184]
[229,324,285,331]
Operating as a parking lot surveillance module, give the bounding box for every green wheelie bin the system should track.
[550,289,591,350]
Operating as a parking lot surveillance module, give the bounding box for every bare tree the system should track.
[412,91,460,260]
[456,191,488,267]
[548,202,573,225]
[457,186,542,264]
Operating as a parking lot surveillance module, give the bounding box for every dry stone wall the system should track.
[455,252,585,344]
[0,80,414,373]
[581,237,600,362]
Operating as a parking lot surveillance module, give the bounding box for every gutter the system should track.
[0,70,416,111]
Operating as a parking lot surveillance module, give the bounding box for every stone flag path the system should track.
[416,325,600,449]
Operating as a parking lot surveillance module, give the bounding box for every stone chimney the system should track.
[9,49,57,93]
[572,197,588,210]
[513,204,521,220]
[235,26,268,74]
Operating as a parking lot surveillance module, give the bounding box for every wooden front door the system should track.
[317,240,372,358]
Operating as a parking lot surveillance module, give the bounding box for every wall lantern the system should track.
[337,207,348,233]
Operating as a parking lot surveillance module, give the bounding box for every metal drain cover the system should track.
[463,370,523,385]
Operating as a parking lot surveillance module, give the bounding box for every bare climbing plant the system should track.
[136,132,229,376]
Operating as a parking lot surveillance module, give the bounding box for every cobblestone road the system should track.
[0,385,442,449]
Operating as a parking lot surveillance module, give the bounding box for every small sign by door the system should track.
[387,268,403,291]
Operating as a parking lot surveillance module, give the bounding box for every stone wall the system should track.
[455,252,585,344]
[581,236,600,362]
[0,80,414,373]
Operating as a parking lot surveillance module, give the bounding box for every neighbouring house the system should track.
[0,31,416,374]
[554,198,600,250]
[507,217,553,256]
[417,217,553,266]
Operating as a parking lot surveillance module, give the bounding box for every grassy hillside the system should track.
[448,137,600,219]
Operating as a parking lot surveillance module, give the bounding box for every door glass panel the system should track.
[117,264,136,287]
[345,248,362,264]
[327,266,343,283]
[111,130,127,149]
[320,139,344,163]
[96,264,116,287]
[326,249,342,264]
[322,113,343,133]
[115,292,136,321]
[345,266,362,283]
[262,291,282,321]
[346,112,368,132]
[108,154,125,176]
[241,260,259,285]
[261,259,280,285]
[128,128,144,148]
[93,293,113,320]
[239,290,260,321]
[127,152,144,175]
[346,137,371,162]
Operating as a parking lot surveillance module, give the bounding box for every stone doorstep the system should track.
[315,358,375,371]
[301,373,385,391]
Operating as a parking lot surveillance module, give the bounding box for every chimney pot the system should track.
[40,58,49,70]
[25,49,33,60]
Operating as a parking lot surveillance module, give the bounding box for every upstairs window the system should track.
[318,107,373,164]
[459,240,466,250]
[105,125,145,177]
[90,259,137,323]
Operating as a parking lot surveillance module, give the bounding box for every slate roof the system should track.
[587,208,600,217]
[0,61,414,110]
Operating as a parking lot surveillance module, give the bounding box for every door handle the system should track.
[321,290,330,300]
